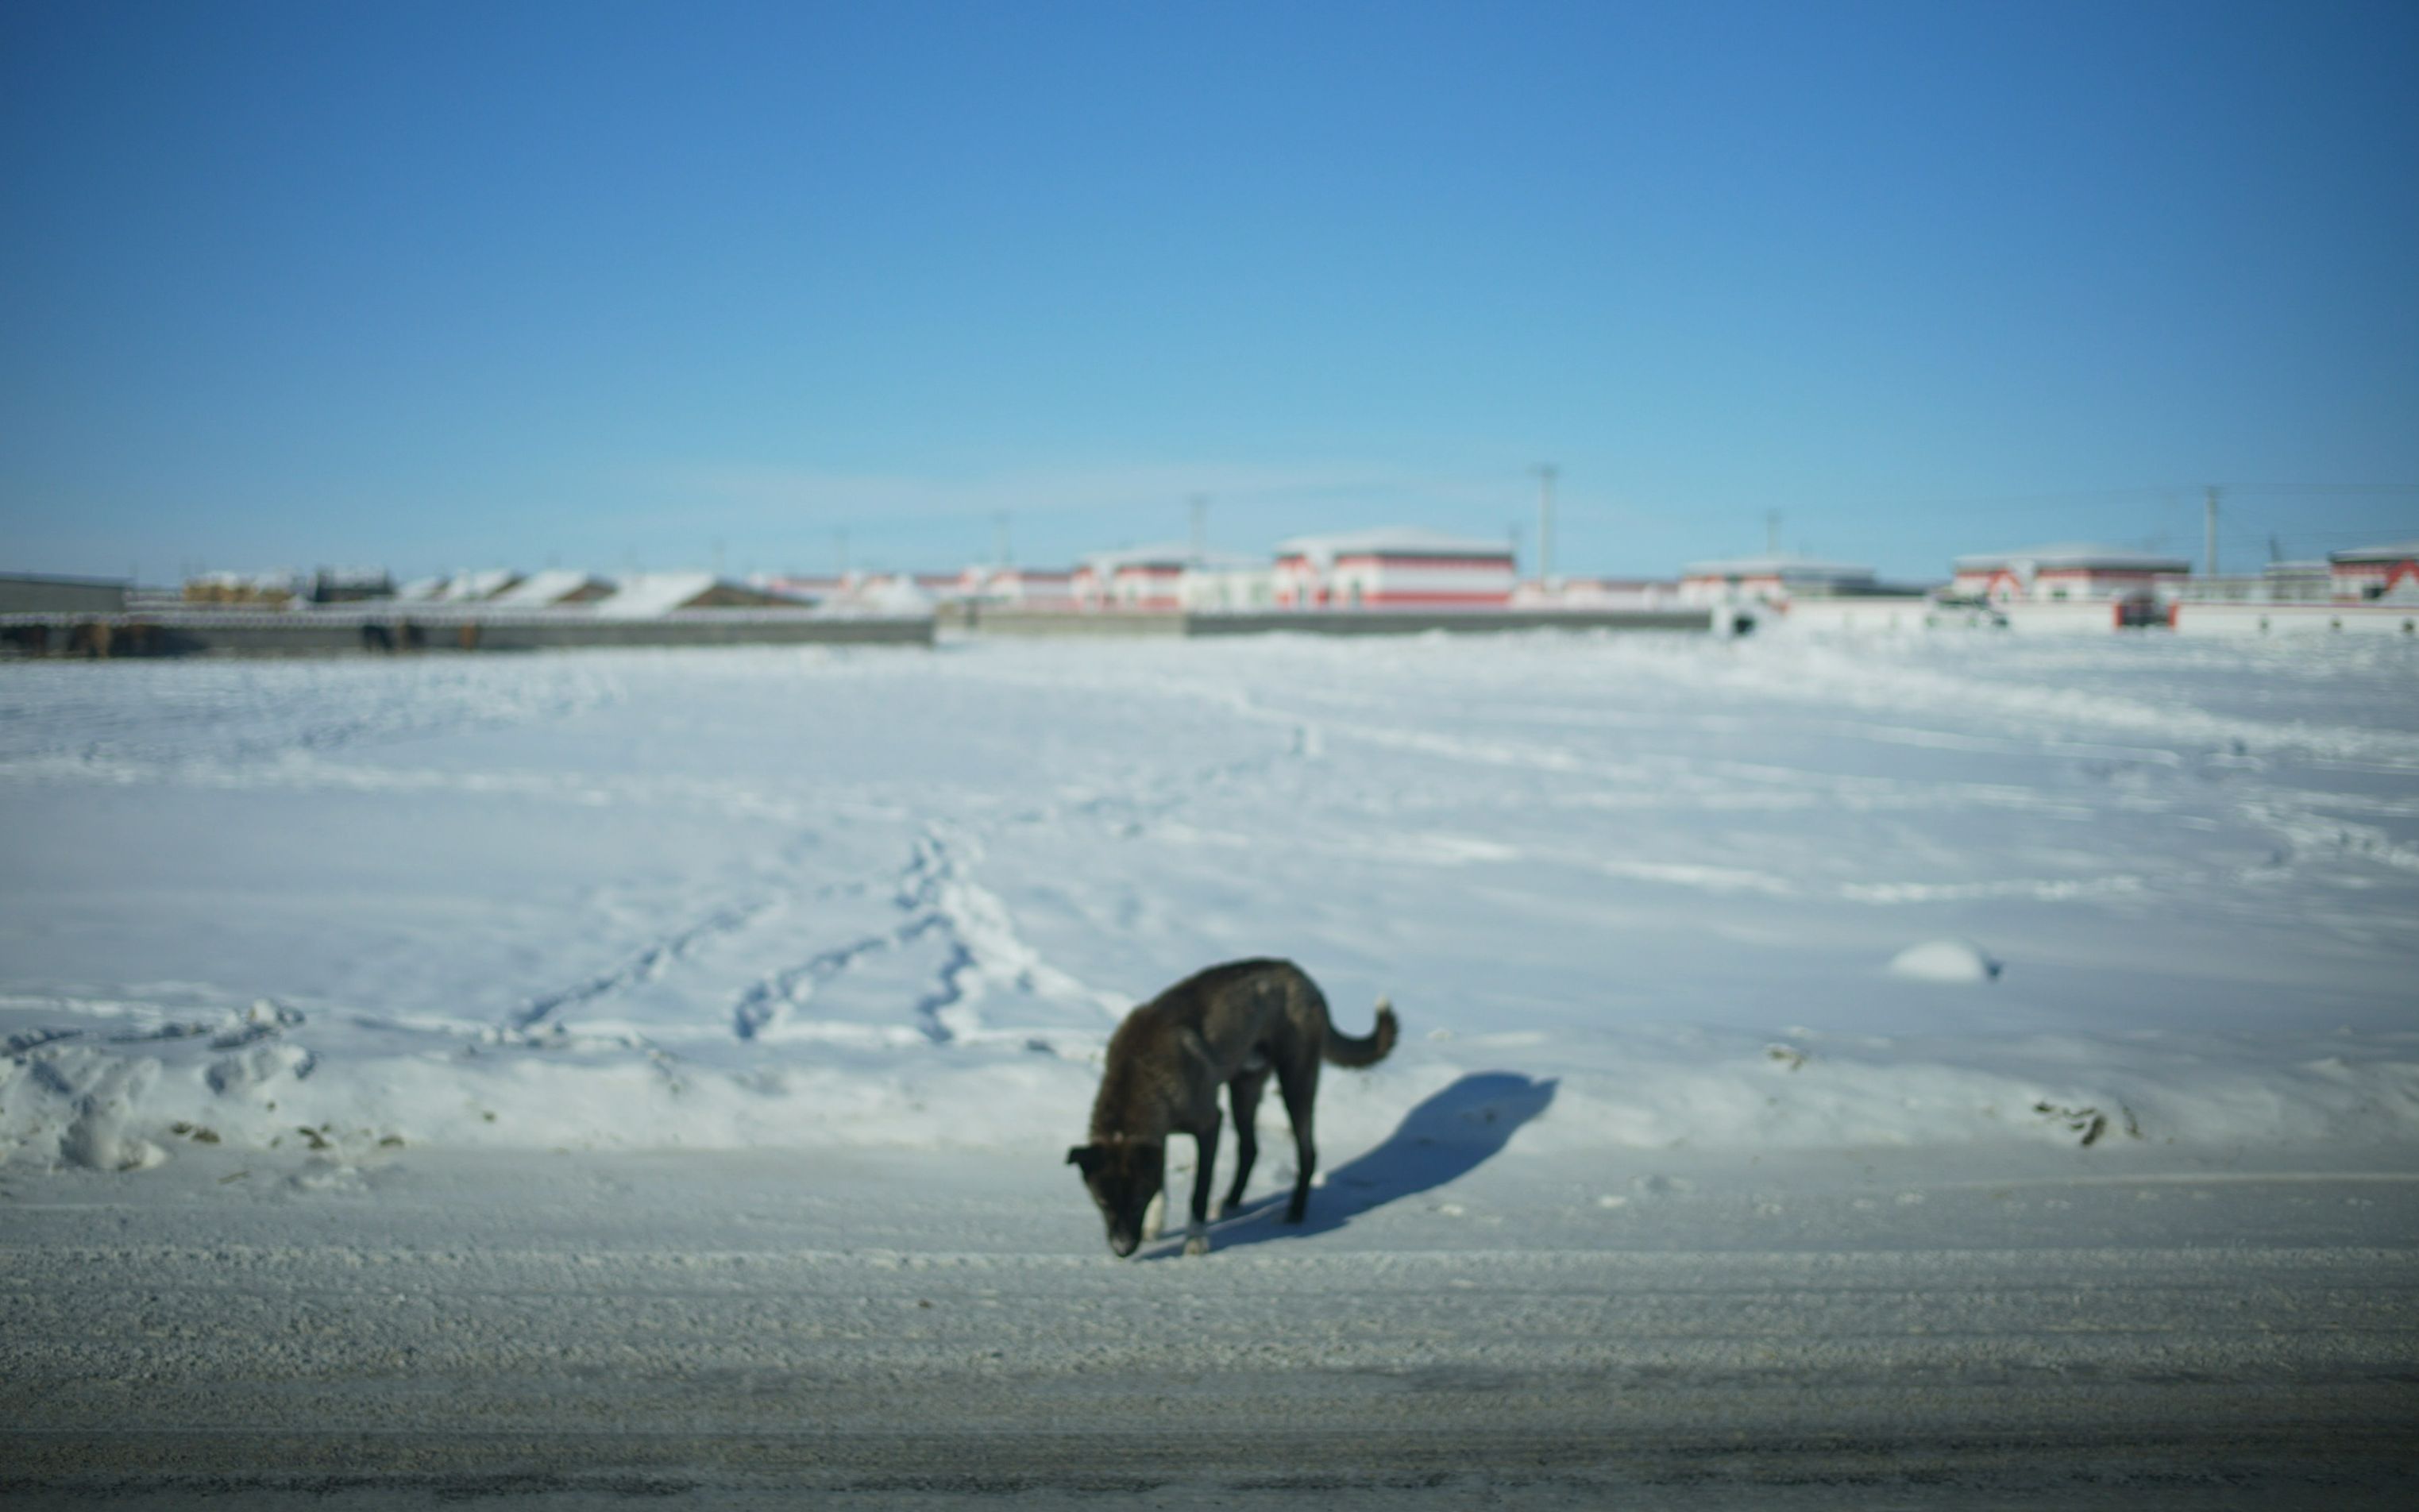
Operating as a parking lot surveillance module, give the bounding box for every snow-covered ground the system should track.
[4,631,2417,1178]
[7,632,2418,1501]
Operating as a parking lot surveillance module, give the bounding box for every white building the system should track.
[2330,541,2419,603]
[1179,562,1279,612]
[1677,555,1877,607]
[1950,544,2189,604]
[1072,545,1263,610]
[1271,527,1515,609]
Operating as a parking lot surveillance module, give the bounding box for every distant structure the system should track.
[1072,543,1264,610]
[183,570,304,607]
[1677,554,1877,607]
[0,572,127,615]
[956,564,1077,608]
[756,573,845,605]
[592,573,790,617]
[1511,577,1684,610]
[488,570,614,608]
[1271,527,1516,609]
[430,569,523,604]
[2155,560,2332,605]
[308,568,394,604]
[2330,540,2419,602]
[1949,544,2189,604]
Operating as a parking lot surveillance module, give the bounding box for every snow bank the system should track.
[8,996,2414,1169]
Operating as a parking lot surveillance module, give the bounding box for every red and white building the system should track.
[1071,544,1262,610]
[1271,528,1516,609]
[1677,555,1877,607]
[1950,544,2189,604]
[2330,541,2419,602]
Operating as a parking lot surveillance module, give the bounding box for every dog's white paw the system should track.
[1184,1226,1210,1257]
[1142,1190,1165,1241]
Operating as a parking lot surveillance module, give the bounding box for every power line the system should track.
[2225,483,2419,496]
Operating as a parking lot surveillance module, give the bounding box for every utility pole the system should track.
[993,511,1012,566]
[2205,485,2220,578]
[1533,465,1558,584]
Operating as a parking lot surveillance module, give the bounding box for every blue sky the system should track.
[4,0,2415,584]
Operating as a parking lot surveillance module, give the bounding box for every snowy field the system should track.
[6,631,2417,1174]
[6,631,2418,1502]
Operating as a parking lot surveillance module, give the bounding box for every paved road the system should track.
[4,1151,2415,1506]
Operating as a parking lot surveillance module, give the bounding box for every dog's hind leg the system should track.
[1275,1057,1319,1224]
[1221,1069,1269,1217]
[1186,1112,1221,1256]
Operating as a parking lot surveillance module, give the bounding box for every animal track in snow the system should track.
[733,827,1125,1045]
[516,900,777,1032]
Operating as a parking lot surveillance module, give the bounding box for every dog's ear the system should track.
[1067,1144,1101,1173]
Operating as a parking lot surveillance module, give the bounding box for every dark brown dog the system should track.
[1068,958,1397,1257]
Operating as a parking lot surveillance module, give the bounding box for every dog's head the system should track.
[1067,1140,1162,1258]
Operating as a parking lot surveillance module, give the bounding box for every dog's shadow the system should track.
[1147,1071,1557,1257]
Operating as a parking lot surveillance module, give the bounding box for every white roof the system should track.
[488,569,605,608]
[2331,540,2419,564]
[434,569,520,602]
[1682,554,1874,580]
[1078,542,1264,573]
[190,569,303,590]
[1951,542,2190,573]
[593,572,719,618]
[1275,526,1513,563]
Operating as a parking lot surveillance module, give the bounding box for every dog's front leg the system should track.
[1186,1113,1221,1256]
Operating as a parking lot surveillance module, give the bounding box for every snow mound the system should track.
[1889,939,2002,983]
[865,577,935,614]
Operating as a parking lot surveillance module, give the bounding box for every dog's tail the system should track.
[1322,995,1399,1068]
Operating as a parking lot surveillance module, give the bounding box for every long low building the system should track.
[1950,544,2190,604]
[0,573,128,615]
[1071,544,1264,610]
[1678,555,1877,606]
[1273,527,1516,609]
